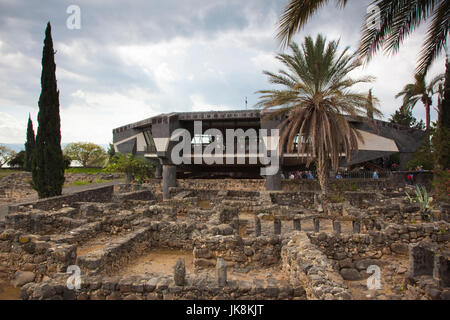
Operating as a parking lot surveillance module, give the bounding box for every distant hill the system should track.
[0,143,109,152]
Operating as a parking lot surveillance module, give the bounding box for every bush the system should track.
[63,142,107,168]
[8,151,25,168]
[407,146,434,170]
[104,153,154,183]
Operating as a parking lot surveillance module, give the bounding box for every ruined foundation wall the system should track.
[193,235,282,269]
[20,272,306,300]
[307,221,449,280]
[281,232,352,300]
[8,185,114,212]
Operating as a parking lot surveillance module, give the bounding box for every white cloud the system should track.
[0,0,446,145]
[0,112,25,142]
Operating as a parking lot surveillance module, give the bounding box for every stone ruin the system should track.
[0,180,448,300]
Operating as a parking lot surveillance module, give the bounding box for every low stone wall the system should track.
[281,232,352,300]
[165,178,413,193]
[4,207,80,234]
[114,189,155,202]
[8,185,114,213]
[391,171,433,189]
[0,229,76,281]
[307,221,450,281]
[270,192,315,207]
[405,241,450,299]
[193,235,282,270]
[176,179,265,192]
[76,226,154,275]
[20,273,305,300]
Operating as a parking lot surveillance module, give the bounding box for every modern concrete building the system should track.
[112,109,426,192]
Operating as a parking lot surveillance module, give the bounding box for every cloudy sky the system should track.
[0,0,446,146]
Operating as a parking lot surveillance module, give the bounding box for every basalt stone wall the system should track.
[176,179,265,192]
[281,232,352,300]
[113,189,155,202]
[307,221,450,281]
[5,207,80,234]
[270,192,315,207]
[21,273,305,300]
[193,235,282,269]
[391,171,433,189]
[76,226,154,275]
[0,229,76,281]
[8,185,114,213]
[76,221,201,275]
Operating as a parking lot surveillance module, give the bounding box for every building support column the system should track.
[265,170,281,191]
[162,165,177,199]
[154,160,162,179]
[399,152,414,171]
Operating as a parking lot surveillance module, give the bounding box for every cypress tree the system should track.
[24,114,35,172]
[31,22,65,198]
[367,89,374,119]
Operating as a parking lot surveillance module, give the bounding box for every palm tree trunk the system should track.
[316,158,329,214]
[425,99,430,146]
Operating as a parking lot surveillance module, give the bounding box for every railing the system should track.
[283,170,392,180]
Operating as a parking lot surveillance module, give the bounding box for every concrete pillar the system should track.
[265,170,281,191]
[293,218,301,231]
[216,257,227,287]
[162,165,177,199]
[174,258,185,286]
[254,217,261,237]
[274,218,281,235]
[352,221,360,234]
[155,160,162,179]
[333,220,341,234]
[399,152,414,171]
[313,218,320,232]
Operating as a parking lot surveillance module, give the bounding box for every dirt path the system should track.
[0,179,123,221]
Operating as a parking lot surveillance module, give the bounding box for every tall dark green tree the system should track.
[433,57,450,201]
[389,106,425,130]
[24,114,35,172]
[32,22,65,198]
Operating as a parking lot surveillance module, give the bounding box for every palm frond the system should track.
[277,0,348,48]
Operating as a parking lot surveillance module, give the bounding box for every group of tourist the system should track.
[281,171,315,180]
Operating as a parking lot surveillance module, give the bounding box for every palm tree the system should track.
[277,0,449,76]
[256,34,380,211]
[395,72,445,143]
[366,89,380,119]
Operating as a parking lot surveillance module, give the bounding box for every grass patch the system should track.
[71,180,92,187]
[65,167,104,174]
[94,179,111,184]
[0,168,24,178]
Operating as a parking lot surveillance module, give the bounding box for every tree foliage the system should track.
[7,150,25,168]
[24,115,35,172]
[104,153,155,183]
[63,142,107,168]
[389,105,425,130]
[395,72,444,139]
[277,0,449,75]
[0,145,17,168]
[31,22,65,198]
[107,143,116,161]
[256,34,379,211]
